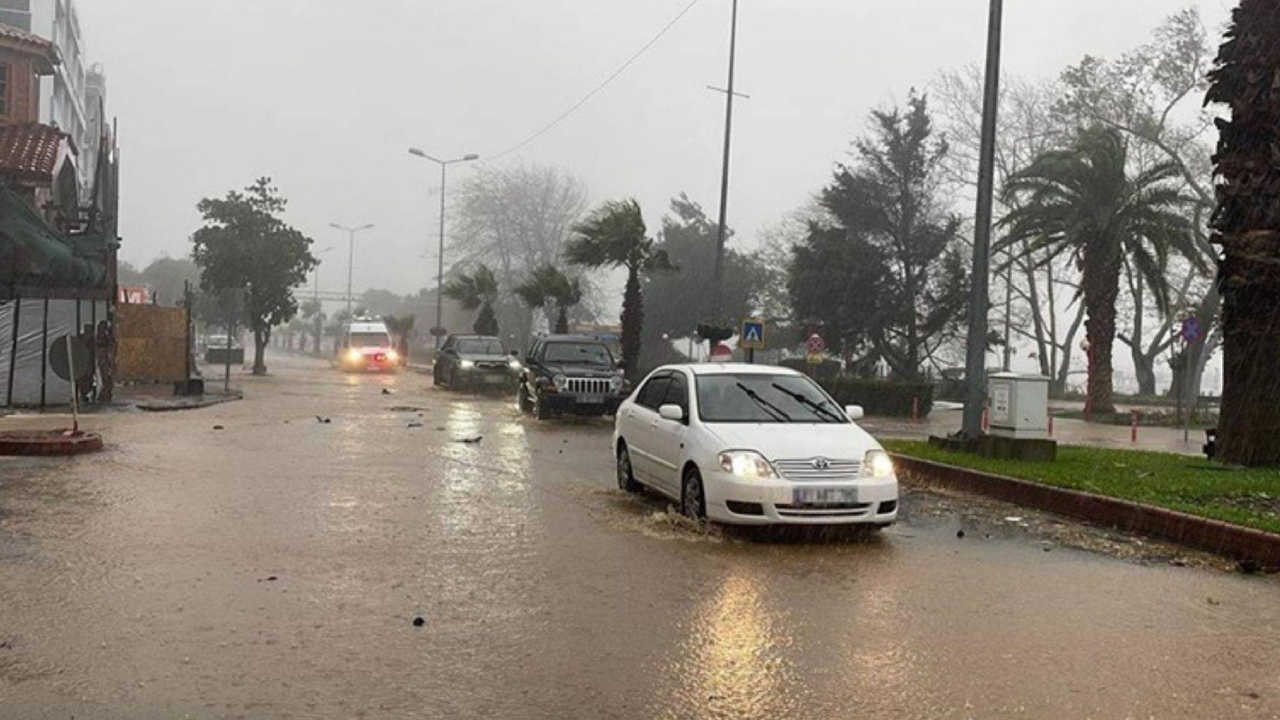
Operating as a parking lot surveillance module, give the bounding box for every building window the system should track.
[0,63,10,118]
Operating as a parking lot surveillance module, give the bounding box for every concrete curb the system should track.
[0,430,104,457]
[892,454,1280,570]
[135,393,243,413]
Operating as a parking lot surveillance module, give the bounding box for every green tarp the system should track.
[0,183,117,296]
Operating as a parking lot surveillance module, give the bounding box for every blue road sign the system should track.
[741,319,766,350]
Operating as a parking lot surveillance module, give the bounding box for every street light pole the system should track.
[408,149,480,349]
[961,0,1004,440]
[329,224,374,320]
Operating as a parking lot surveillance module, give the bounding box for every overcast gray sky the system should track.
[84,0,1230,297]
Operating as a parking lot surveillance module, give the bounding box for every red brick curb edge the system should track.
[0,430,104,457]
[892,454,1280,570]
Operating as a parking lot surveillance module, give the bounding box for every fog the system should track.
[87,0,1229,299]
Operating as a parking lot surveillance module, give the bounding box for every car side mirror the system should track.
[845,405,865,421]
[658,404,684,422]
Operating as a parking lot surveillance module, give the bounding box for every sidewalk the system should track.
[863,407,1209,457]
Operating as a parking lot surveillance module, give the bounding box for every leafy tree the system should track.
[642,194,768,366]
[1204,0,1280,465]
[789,92,968,381]
[566,199,674,376]
[1000,127,1200,414]
[444,264,501,336]
[191,178,317,374]
[515,265,581,334]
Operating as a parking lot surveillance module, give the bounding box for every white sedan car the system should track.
[613,364,899,527]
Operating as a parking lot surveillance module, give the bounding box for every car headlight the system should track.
[386,350,400,363]
[553,373,568,392]
[345,349,362,363]
[863,450,894,478]
[718,451,778,480]
[508,359,522,370]
[609,375,624,392]
[460,360,475,369]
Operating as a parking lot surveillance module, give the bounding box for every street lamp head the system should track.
[462,154,480,162]
[358,224,375,232]
[408,148,427,158]
[329,223,343,230]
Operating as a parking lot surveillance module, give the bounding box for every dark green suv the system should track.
[516,335,630,419]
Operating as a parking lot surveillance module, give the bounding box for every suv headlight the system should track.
[609,375,624,392]
[460,360,475,369]
[508,359,522,370]
[862,450,894,478]
[553,373,568,391]
[718,451,778,480]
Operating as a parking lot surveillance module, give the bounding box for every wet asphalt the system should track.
[0,354,1277,719]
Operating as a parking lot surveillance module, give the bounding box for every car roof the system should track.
[658,363,807,377]
[450,334,500,341]
[349,322,387,331]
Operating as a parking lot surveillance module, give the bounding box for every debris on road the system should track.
[412,616,425,628]
[381,388,392,395]
[315,416,331,424]
[457,436,483,444]
[213,425,225,431]
[956,529,965,539]
[407,422,424,429]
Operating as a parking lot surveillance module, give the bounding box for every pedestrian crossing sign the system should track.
[741,319,766,350]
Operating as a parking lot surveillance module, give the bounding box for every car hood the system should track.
[458,354,511,363]
[537,363,618,378]
[702,421,881,461]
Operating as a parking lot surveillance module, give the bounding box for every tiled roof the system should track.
[0,123,69,182]
[0,22,58,72]
[0,22,52,50]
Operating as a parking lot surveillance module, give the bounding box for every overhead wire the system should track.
[484,0,705,162]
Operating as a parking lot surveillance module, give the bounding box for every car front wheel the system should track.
[681,467,706,521]
[617,445,642,493]
[517,382,534,413]
[533,390,552,420]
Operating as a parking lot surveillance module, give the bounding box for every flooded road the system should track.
[1,354,1277,719]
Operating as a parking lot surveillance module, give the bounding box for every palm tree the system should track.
[515,265,582,334]
[300,299,323,354]
[1000,127,1200,415]
[1204,0,1280,465]
[566,199,674,376]
[382,315,417,364]
[444,264,501,336]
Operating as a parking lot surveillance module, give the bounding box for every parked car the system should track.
[337,320,399,373]
[516,335,629,419]
[613,363,899,527]
[203,333,245,365]
[434,334,519,389]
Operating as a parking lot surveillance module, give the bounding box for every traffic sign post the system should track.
[741,319,765,364]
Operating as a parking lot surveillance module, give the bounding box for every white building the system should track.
[0,0,105,196]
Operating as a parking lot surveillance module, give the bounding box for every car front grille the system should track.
[476,361,507,370]
[775,502,873,518]
[773,458,862,482]
[565,377,612,396]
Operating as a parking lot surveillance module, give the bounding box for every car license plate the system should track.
[579,394,604,404]
[793,487,859,505]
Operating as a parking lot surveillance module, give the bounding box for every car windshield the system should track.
[456,339,504,355]
[696,374,847,424]
[349,332,390,348]
[542,342,614,366]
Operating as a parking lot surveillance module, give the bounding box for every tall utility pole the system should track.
[710,0,741,321]
[408,149,480,349]
[961,0,1004,440]
[330,224,374,320]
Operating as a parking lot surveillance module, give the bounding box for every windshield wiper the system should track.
[735,382,791,422]
[771,383,845,423]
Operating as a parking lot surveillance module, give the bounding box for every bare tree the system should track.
[452,164,590,346]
